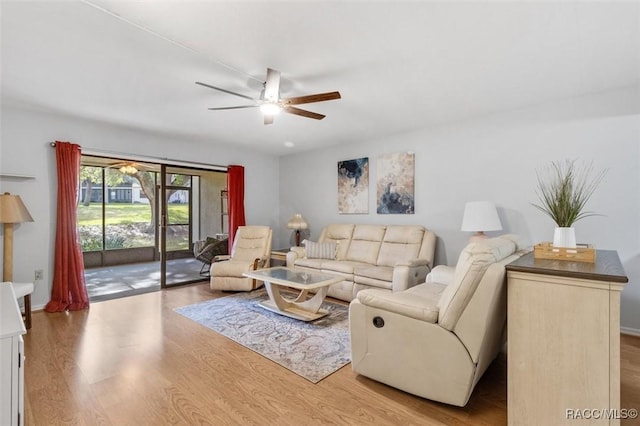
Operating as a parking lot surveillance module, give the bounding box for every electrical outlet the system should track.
[34,269,44,281]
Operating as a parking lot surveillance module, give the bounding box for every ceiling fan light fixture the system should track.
[260,103,281,115]
[119,164,138,175]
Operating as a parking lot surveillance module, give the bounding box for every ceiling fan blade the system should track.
[264,115,274,125]
[283,106,325,120]
[281,91,341,105]
[264,68,280,102]
[195,81,257,102]
[207,105,258,110]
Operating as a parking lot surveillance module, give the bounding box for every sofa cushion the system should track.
[303,240,337,259]
[345,225,386,264]
[294,258,324,270]
[320,259,366,275]
[354,275,393,290]
[437,236,517,331]
[376,225,425,267]
[354,264,394,282]
[320,224,355,260]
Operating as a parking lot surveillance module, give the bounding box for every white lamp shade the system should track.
[287,213,308,230]
[461,201,502,232]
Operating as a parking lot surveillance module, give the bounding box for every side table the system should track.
[271,248,290,267]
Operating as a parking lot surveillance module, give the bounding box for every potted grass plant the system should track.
[532,159,606,248]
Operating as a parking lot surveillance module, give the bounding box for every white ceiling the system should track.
[2,1,639,155]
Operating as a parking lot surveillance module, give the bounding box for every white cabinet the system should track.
[1,284,26,426]
[506,250,628,426]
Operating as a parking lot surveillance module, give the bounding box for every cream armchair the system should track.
[210,226,272,291]
[349,235,529,406]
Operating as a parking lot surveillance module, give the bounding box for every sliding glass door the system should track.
[160,165,228,288]
[161,165,194,288]
[79,155,227,299]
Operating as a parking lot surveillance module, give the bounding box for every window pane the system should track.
[104,169,155,249]
[166,225,189,251]
[78,165,104,251]
[168,191,189,225]
[166,173,191,188]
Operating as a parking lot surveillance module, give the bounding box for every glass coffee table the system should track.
[243,266,343,321]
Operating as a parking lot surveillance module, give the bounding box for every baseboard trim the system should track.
[621,326,640,337]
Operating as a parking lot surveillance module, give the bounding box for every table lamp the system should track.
[287,213,308,247]
[461,201,502,242]
[0,192,34,281]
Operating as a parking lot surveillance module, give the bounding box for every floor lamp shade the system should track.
[287,214,308,247]
[461,201,502,241]
[0,192,34,281]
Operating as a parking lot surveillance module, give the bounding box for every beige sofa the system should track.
[286,223,436,302]
[349,234,529,406]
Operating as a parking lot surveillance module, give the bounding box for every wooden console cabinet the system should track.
[506,250,628,425]
[1,283,26,426]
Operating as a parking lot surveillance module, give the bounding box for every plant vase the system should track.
[553,227,576,249]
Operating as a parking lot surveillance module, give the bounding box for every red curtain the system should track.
[45,141,89,312]
[227,165,246,252]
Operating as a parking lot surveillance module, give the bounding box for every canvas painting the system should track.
[337,157,369,214]
[377,152,415,214]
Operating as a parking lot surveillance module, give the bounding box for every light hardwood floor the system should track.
[23,282,640,425]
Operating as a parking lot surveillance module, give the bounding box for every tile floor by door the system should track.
[85,257,207,302]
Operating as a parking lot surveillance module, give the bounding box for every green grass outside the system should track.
[77,203,190,251]
[77,203,189,225]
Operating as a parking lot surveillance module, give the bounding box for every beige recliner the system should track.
[349,234,530,406]
[210,226,272,291]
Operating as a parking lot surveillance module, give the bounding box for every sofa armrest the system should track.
[391,261,431,292]
[426,265,455,285]
[356,288,439,323]
[286,247,306,267]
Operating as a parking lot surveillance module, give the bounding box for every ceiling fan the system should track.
[106,161,151,175]
[196,68,341,125]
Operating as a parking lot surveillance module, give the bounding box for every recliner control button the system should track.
[373,316,385,328]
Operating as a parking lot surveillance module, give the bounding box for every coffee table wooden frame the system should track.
[243,266,343,321]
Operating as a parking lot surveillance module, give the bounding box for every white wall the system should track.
[0,105,280,309]
[279,86,640,331]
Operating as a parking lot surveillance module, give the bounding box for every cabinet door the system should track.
[17,336,24,426]
[508,272,616,425]
[0,336,24,426]
[0,337,11,425]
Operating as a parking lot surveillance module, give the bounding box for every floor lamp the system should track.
[0,192,34,282]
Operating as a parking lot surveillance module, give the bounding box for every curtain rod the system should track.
[50,142,227,171]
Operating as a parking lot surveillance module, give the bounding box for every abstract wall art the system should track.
[337,157,369,214]
[376,152,415,214]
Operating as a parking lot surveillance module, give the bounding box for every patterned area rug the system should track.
[174,289,351,383]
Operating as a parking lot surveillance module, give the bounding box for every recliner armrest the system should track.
[356,288,439,323]
[426,265,455,285]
